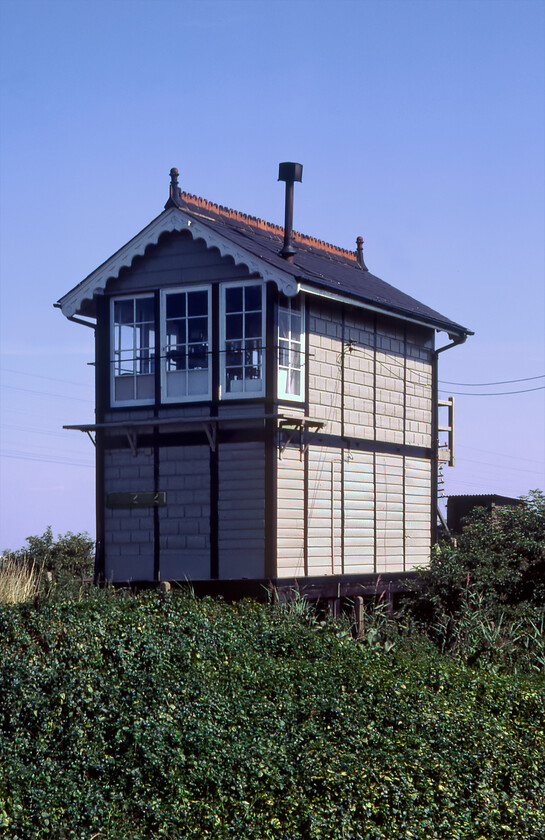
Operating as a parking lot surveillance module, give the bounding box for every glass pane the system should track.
[114,299,133,325]
[290,296,301,312]
[136,351,155,375]
[279,342,290,367]
[115,353,135,376]
[289,370,301,395]
[226,340,242,366]
[166,293,186,319]
[188,344,208,369]
[245,339,262,371]
[137,324,154,351]
[279,311,289,339]
[291,348,302,369]
[245,312,261,338]
[291,314,301,338]
[118,325,134,352]
[167,348,186,370]
[188,290,208,316]
[135,297,154,323]
[226,313,243,340]
[188,317,208,343]
[245,285,261,311]
[166,321,186,346]
[226,287,243,313]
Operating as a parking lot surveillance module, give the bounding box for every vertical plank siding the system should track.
[404,456,432,562]
[158,444,211,581]
[274,300,435,576]
[306,447,343,576]
[343,450,375,573]
[103,448,155,581]
[276,446,305,577]
[218,441,266,579]
[375,454,405,572]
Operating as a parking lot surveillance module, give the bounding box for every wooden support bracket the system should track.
[124,429,138,457]
[278,418,324,460]
[202,421,217,452]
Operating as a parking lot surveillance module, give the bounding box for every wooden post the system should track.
[354,595,364,638]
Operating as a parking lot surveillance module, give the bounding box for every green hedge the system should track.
[1,592,544,839]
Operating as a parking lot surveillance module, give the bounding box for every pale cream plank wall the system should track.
[343,450,375,573]
[276,446,305,578]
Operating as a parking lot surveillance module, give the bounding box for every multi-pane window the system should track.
[112,296,155,404]
[163,287,211,400]
[223,283,264,396]
[110,284,271,405]
[278,293,304,399]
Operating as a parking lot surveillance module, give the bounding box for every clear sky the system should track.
[0,0,543,551]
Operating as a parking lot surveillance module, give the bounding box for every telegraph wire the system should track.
[0,368,92,389]
[459,444,542,464]
[1,384,93,402]
[440,374,545,387]
[438,385,545,396]
[1,450,94,468]
[454,457,544,477]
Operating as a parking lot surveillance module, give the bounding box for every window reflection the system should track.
[224,285,263,395]
[278,293,304,399]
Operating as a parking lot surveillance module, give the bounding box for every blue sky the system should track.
[1,0,543,550]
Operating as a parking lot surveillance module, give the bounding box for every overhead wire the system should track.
[1,450,94,468]
[440,374,545,386]
[438,385,545,396]
[1,384,93,402]
[0,367,93,389]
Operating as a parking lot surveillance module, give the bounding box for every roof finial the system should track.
[356,236,368,271]
[165,167,182,209]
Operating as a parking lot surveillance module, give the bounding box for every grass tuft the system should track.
[0,556,41,604]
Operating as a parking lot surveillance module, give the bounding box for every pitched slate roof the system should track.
[58,174,471,338]
[172,191,471,337]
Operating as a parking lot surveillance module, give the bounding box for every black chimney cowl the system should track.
[278,162,303,261]
[278,162,303,184]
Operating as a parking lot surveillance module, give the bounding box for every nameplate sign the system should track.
[107,491,167,509]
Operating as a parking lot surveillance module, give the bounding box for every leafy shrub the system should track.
[406,490,545,670]
[0,591,544,839]
[3,527,94,586]
[425,490,545,613]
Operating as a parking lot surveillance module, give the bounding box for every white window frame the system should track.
[110,294,156,407]
[278,293,305,402]
[160,285,212,404]
[220,280,266,399]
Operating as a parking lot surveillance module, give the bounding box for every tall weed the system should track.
[0,557,41,604]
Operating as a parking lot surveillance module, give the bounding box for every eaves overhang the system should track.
[297,281,472,338]
[57,207,299,317]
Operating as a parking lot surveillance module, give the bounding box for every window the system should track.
[221,282,265,397]
[111,296,155,405]
[278,293,304,400]
[162,287,211,401]
[110,283,268,406]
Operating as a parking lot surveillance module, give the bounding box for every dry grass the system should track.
[0,556,41,604]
